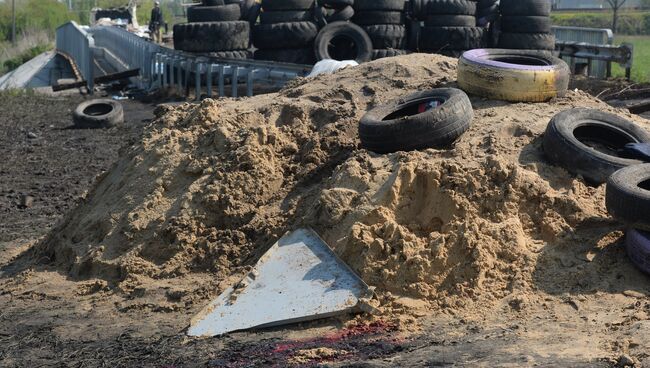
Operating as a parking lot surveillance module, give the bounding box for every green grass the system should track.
[612,35,650,83]
[552,10,650,35]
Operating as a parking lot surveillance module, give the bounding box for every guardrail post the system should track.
[231,67,239,98]
[184,60,192,96]
[207,64,213,98]
[218,65,225,97]
[247,69,255,97]
[195,62,202,101]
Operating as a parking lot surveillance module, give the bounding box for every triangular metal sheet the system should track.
[187,228,372,337]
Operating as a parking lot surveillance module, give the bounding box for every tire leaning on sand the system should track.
[73,99,124,129]
[358,88,473,154]
[457,48,569,102]
[544,109,650,185]
[625,229,650,275]
[606,164,650,231]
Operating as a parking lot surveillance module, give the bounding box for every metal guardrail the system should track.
[90,26,162,88]
[151,49,312,99]
[555,41,634,79]
[551,25,633,79]
[55,21,95,92]
[55,24,311,98]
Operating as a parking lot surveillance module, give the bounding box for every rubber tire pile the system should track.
[352,0,408,60]
[497,0,554,51]
[172,0,557,64]
[173,0,251,59]
[411,0,485,57]
[253,0,320,64]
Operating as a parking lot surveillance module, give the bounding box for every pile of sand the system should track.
[35,54,648,314]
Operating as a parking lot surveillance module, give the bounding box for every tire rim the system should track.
[383,97,447,120]
[572,121,639,158]
[83,103,114,117]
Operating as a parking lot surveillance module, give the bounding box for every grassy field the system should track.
[612,35,650,83]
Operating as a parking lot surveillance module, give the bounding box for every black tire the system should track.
[477,2,499,23]
[260,10,314,23]
[497,32,555,50]
[363,24,406,49]
[314,21,373,62]
[316,5,354,26]
[359,88,473,154]
[418,26,485,51]
[187,4,241,22]
[607,164,650,231]
[501,16,551,33]
[254,48,316,64]
[407,19,420,50]
[425,14,476,27]
[253,21,319,49]
[210,50,252,59]
[261,0,315,11]
[500,0,551,16]
[326,5,355,22]
[354,0,406,11]
[352,11,405,25]
[174,22,250,52]
[543,108,650,185]
[73,99,124,129]
[422,0,477,16]
[242,0,262,24]
[321,0,355,6]
[372,48,408,59]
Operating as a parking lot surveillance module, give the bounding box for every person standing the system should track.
[149,1,163,44]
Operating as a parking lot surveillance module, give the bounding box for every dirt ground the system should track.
[1,61,650,367]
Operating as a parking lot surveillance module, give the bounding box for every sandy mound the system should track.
[34,53,649,313]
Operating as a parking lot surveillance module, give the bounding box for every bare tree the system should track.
[606,0,627,33]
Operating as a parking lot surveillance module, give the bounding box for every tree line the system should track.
[0,0,184,43]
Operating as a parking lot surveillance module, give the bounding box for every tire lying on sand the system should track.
[73,99,124,129]
[359,88,473,154]
[457,48,570,102]
[607,164,650,231]
[543,109,650,185]
[314,21,373,62]
[625,229,650,275]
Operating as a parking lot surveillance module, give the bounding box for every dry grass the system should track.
[0,29,52,76]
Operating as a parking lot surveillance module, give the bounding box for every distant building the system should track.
[553,0,644,10]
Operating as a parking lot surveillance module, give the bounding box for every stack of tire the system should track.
[411,0,486,57]
[253,0,319,64]
[315,0,355,26]
[352,0,408,60]
[497,0,554,51]
[174,0,251,59]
